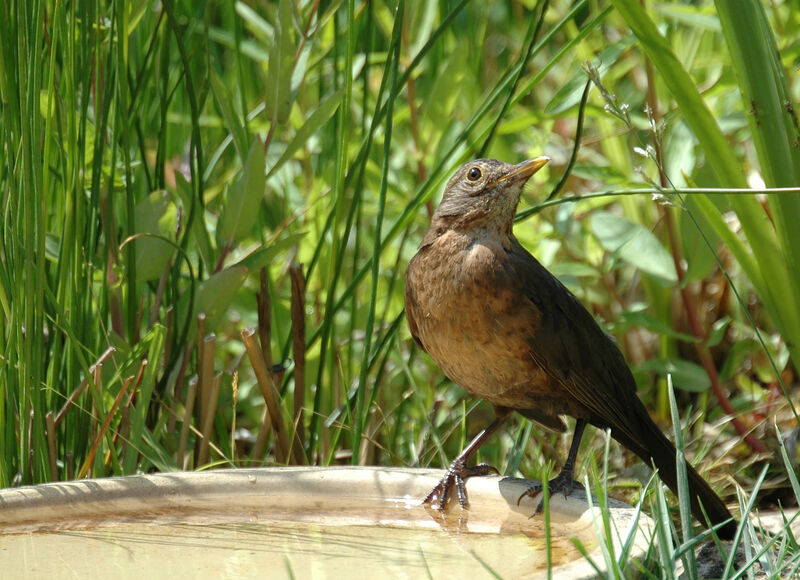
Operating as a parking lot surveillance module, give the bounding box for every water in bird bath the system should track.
[0,467,651,579]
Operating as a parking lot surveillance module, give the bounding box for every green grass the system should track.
[2,0,800,576]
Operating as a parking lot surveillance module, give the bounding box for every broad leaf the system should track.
[591,211,678,285]
[638,358,710,392]
[218,137,267,243]
[133,190,177,282]
[264,0,295,124]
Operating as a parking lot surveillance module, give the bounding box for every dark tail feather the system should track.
[608,412,737,540]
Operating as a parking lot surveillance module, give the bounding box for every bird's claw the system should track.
[517,472,583,514]
[423,460,499,510]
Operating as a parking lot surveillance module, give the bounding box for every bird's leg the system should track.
[423,408,510,510]
[518,419,587,512]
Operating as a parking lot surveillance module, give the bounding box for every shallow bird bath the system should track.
[0,467,651,578]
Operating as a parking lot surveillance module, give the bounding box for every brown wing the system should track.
[404,258,427,352]
[504,239,644,438]
[506,240,736,535]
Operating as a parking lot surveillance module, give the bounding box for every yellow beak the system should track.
[494,156,550,187]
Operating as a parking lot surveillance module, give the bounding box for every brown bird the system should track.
[404,157,736,538]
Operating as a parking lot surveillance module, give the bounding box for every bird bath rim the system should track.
[0,467,653,579]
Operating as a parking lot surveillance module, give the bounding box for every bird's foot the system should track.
[423,459,499,510]
[517,470,584,514]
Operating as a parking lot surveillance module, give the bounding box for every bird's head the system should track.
[428,157,549,239]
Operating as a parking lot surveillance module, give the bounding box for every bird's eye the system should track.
[467,167,482,181]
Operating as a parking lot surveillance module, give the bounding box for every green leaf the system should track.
[619,310,699,343]
[210,67,249,160]
[124,324,166,473]
[266,88,344,179]
[570,164,628,183]
[264,0,295,124]
[174,173,214,274]
[638,358,710,392]
[421,47,468,142]
[719,340,754,382]
[45,234,60,262]
[548,262,599,279]
[608,0,747,189]
[235,1,273,43]
[716,0,800,370]
[662,119,696,190]
[133,191,178,282]
[680,195,718,283]
[218,137,266,243]
[186,237,304,338]
[590,211,678,284]
[233,232,306,271]
[194,265,249,333]
[608,0,800,367]
[655,3,721,31]
[545,37,634,115]
[706,316,731,348]
[126,1,149,35]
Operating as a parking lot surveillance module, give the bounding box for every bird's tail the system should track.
[607,406,736,540]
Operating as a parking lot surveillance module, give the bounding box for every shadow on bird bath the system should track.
[0,467,652,579]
